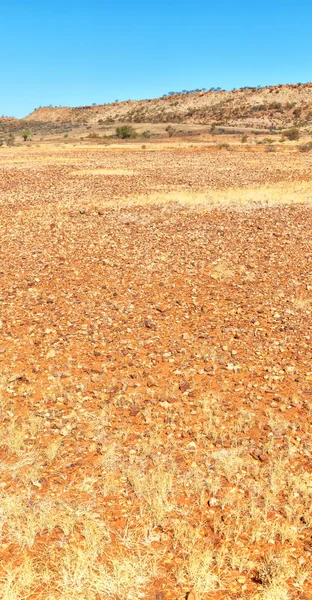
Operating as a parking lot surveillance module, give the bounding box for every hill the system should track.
[25,82,312,130]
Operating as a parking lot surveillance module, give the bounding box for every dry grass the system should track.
[0,143,312,598]
[126,181,312,209]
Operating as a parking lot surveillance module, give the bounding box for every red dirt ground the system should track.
[0,143,312,599]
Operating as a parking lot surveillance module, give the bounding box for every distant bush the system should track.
[293,107,302,118]
[6,134,15,146]
[251,104,267,112]
[86,132,100,138]
[217,143,230,150]
[268,102,282,110]
[298,141,312,152]
[282,127,300,141]
[241,135,248,143]
[22,130,31,141]
[165,125,176,137]
[141,130,151,139]
[115,125,137,139]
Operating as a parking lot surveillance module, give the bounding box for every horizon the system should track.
[1,0,312,118]
[3,79,312,121]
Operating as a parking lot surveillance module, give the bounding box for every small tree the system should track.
[283,127,300,141]
[165,125,176,137]
[115,125,137,139]
[22,130,31,141]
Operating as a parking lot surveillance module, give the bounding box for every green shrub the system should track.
[115,125,137,139]
[282,127,300,141]
[22,130,31,141]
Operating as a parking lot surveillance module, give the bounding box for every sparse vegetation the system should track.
[22,130,31,141]
[115,125,137,139]
[217,142,230,150]
[298,140,312,152]
[1,94,312,598]
[6,133,15,146]
[165,125,176,137]
[282,127,300,141]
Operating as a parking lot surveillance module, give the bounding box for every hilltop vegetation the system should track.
[24,82,312,130]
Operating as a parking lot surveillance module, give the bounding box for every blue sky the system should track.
[1,0,311,118]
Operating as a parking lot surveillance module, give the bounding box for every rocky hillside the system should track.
[25,83,312,129]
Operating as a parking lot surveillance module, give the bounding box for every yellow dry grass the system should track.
[72,168,135,176]
[126,181,312,209]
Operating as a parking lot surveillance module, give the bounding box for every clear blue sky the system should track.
[1,0,311,118]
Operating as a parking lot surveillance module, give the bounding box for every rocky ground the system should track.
[0,142,312,599]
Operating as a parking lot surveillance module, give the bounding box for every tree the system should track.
[165,125,176,137]
[22,130,31,141]
[115,125,137,139]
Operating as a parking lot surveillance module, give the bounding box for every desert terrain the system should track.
[23,82,312,131]
[0,128,312,600]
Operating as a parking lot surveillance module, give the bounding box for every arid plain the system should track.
[1,136,312,600]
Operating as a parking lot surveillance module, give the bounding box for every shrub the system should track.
[282,127,300,141]
[241,135,248,143]
[298,141,312,152]
[22,130,31,141]
[268,102,282,110]
[6,134,15,146]
[165,125,176,137]
[141,130,151,139]
[115,125,137,139]
[217,143,230,150]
